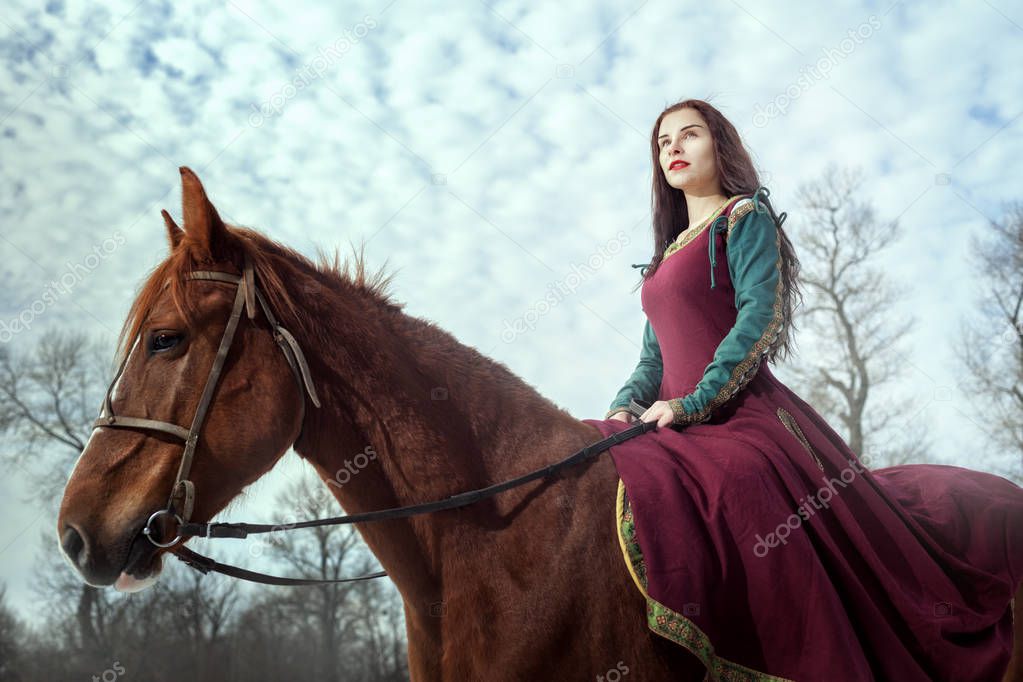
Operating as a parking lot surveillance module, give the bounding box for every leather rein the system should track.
[92,253,658,587]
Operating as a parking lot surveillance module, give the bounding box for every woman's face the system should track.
[657,108,719,193]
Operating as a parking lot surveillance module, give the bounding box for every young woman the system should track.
[583,99,1023,681]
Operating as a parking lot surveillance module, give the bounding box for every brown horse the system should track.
[57,167,708,680]
[1011,623,1023,682]
[57,168,1023,681]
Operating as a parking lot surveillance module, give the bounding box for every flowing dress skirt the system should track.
[584,364,1023,680]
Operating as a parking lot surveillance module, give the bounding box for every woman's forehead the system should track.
[659,108,704,133]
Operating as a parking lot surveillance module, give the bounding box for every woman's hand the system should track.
[609,410,635,423]
[639,400,675,428]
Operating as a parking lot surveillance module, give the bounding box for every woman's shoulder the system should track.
[724,187,771,239]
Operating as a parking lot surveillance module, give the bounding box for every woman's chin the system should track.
[113,569,160,593]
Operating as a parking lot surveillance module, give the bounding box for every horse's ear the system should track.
[179,166,231,261]
[161,209,183,252]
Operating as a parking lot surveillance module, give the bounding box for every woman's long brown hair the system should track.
[636,98,803,364]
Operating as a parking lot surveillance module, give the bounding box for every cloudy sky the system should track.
[1,0,1020,621]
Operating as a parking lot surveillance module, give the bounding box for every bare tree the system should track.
[358,581,411,682]
[164,569,239,653]
[0,331,121,661]
[0,585,24,682]
[257,470,407,680]
[787,165,931,467]
[24,526,242,682]
[0,330,109,502]
[954,202,1023,483]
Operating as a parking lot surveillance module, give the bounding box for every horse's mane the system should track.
[116,221,558,435]
[116,224,404,363]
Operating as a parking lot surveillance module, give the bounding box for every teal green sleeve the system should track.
[667,203,783,426]
[605,318,663,418]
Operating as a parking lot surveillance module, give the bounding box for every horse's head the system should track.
[57,167,316,592]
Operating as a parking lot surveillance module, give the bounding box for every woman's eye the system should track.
[661,131,695,148]
[150,332,181,354]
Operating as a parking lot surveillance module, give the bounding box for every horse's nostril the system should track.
[61,523,86,566]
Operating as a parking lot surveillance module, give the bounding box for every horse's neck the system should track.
[296,305,523,501]
[285,272,585,593]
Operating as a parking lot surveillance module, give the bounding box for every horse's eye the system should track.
[150,332,181,354]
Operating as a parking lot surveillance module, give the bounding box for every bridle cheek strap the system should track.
[169,264,249,518]
[91,254,319,543]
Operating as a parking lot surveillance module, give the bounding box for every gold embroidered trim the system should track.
[667,396,687,423]
[670,206,785,426]
[615,479,648,596]
[614,479,797,682]
[662,194,747,262]
[776,407,825,471]
[726,198,756,241]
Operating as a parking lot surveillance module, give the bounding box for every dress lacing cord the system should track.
[707,186,788,290]
[707,213,728,290]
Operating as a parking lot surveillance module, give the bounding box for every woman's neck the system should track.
[685,192,731,228]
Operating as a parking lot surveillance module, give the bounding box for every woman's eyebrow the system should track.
[657,124,701,140]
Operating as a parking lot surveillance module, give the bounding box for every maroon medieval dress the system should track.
[583,188,1023,681]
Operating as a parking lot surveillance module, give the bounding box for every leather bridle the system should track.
[91,253,658,587]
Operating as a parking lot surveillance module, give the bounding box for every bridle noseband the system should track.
[90,252,658,587]
[93,253,320,548]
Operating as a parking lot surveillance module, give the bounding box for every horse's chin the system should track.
[112,530,166,593]
[113,569,161,593]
